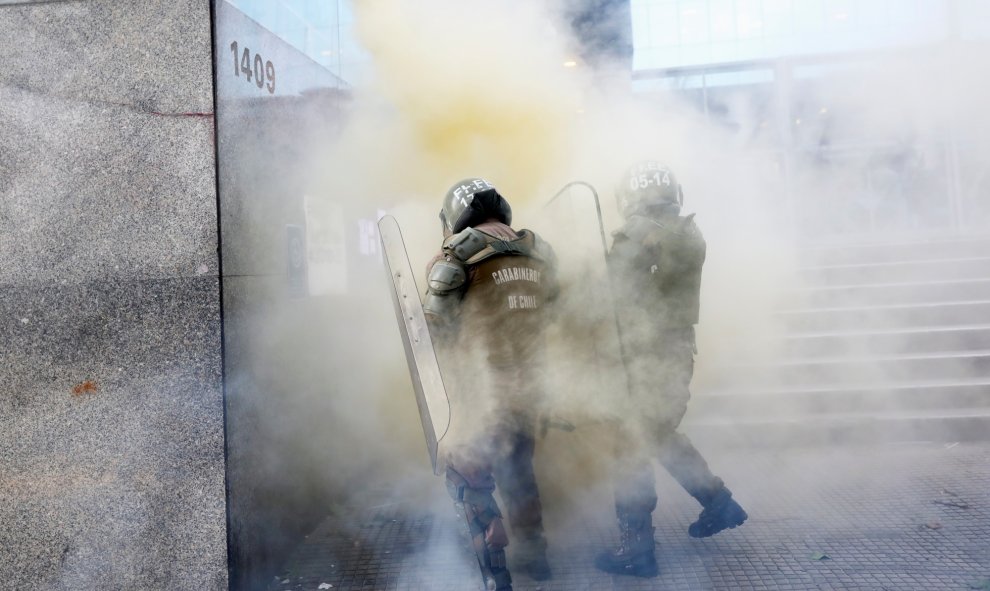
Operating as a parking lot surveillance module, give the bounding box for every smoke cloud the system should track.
[254,0,990,585]
[324,0,795,457]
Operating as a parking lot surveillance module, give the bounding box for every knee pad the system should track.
[446,467,506,546]
[485,517,509,549]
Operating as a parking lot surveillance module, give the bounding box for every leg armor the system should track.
[446,466,512,591]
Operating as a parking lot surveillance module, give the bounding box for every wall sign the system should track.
[229,41,276,94]
[216,1,345,99]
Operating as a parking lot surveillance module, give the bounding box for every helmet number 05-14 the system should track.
[630,172,671,190]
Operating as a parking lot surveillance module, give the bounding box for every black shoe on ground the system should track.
[517,554,552,581]
[688,489,748,538]
[594,546,658,578]
[593,520,658,578]
[485,567,512,591]
[595,510,659,578]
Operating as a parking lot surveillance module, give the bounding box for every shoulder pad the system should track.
[511,229,550,262]
[675,213,703,237]
[427,258,467,294]
[618,216,654,242]
[519,230,557,266]
[448,228,548,265]
[443,227,488,262]
[529,232,555,263]
[609,227,633,251]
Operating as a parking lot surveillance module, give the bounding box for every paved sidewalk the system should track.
[269,442,989,590]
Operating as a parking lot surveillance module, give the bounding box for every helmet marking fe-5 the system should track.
[440,178,513,234]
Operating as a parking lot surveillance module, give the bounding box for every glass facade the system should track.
[631,0,952,70]
[226,0,369,84]
[630,0,990,240]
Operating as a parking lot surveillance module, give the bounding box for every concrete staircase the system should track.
[686,236,990,446]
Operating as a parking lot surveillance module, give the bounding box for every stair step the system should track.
[725,324,990,358]
[782,278,990,309]
[796,257,990,287]
[703,375,990,394]
[776,300,990,332]
[799,236,990,266]
[777,324,990,357]
[690,382,990,417]
[684,412,990,446]
[690,406,990,424]
[710,349,990,389]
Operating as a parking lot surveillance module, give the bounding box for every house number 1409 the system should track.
[229,41,275,95]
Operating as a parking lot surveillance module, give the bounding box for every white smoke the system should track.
[257,0,990,586]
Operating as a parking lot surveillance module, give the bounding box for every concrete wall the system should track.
[0,2,227,589]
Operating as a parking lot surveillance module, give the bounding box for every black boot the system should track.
[688,487,748,538]
[517,553,552,581]
[594,512,658,578]
[485,548,513,591]
[485,568,512,591]
[515,535,552,581]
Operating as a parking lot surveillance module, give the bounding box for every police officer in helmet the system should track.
[595,161,748,578]
[424,178,558,591]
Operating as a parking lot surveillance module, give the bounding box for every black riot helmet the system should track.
[439,178,513,234]
[616,161,684,219]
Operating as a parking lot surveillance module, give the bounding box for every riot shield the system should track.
[546,181,630,365]
[378,215,451,476]
[541,181,630,424]
[546,181,609,258]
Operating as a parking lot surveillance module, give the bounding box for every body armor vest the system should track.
[611,213,706,329]
[449,228,554,324]
[433,227,555,370]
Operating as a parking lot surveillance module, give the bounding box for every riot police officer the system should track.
[424,178,558,591]
[595,162,748,578]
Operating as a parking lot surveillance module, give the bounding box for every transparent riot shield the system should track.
[540,181,630,429]
[378,215,451,476]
